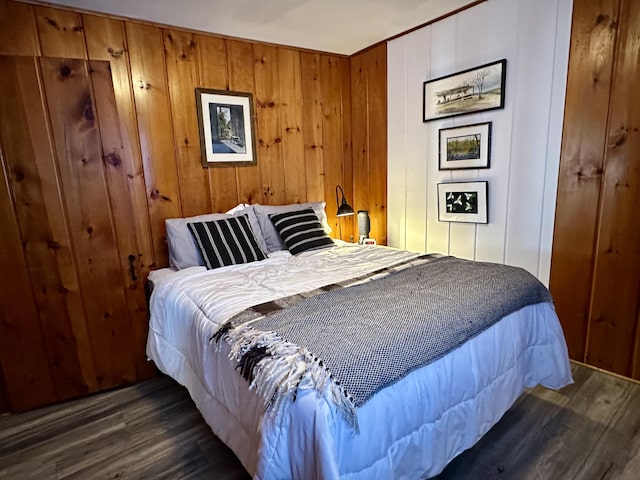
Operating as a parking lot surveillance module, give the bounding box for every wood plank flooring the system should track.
[1,362,639,479]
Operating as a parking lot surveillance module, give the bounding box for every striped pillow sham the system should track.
[269,208,335,255]
[188,214,267,269]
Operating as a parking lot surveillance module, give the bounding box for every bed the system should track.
[147,202,572,479]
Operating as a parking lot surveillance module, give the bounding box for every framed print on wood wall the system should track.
[195,88,257,167]
[437,181,488,224]
[439,122,491,170]
[423,59,506,122]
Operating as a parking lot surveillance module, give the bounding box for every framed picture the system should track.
[437,181,488,224]
[439,122,491,170]
[195,88,257,167]
[423,59,506,122]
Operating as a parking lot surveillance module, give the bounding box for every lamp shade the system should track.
[335,185,354,217]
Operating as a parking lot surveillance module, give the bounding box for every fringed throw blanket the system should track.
[212,255,553,429]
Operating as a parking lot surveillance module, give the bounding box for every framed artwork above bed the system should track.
[437,181,488,224]
[195,88,257,167]
[439,122,491,170]
[423,59,506,122]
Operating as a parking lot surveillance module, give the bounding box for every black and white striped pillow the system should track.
[187,214,267,269]
[269,208,335,255]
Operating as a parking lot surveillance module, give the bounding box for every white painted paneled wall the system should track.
[387,0,572,284]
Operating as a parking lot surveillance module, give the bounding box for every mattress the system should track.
[146,242,572,479]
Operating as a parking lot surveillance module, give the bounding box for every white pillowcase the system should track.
[166,205,267,270]
[253,202,331,252]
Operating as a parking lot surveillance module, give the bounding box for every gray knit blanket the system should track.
[212,255,552,429]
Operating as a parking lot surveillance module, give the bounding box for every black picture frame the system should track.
[437,181,489,224]
[423,59,506,122]
[438,122,492,170]
[195,88,257,167]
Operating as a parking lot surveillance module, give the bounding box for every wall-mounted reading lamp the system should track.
[335,185,354,217]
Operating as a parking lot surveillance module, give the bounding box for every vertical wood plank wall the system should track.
[351,45,387,245]
[386,0,572,283]
[0,0,388,412]
[550,0,640,379]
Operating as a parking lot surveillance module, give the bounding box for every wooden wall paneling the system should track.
[0,105,58,411]
[549,0,620,361]
[0,364,8,413]
[300,53,325,203]
[321,55,349,239]
[0,0,39,56]
[349,52,369,237]
[195,35,239,212]
[339,56,355,243]
[83,15,156,271]
[0,168,58,411]
[278,48,307,204]
[226,40,262,204]
[586,0,640,376]
[126,22,182,266]
[634,305,640,380]
[163,29,211,217]
[0,55,96,400]
[366,44,388,246]
[39,57,136,388]
[253,44,285,205]
[34,5,86,59]
[88,59,156,380]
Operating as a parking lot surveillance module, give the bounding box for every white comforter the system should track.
[147,243,572,479]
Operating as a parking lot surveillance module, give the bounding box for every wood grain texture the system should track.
[0,107,58,411]
[83,15,156,271]
[39,57,136,388]
[164,29,212,217]
[350,52,369,229]
[550,0,640,379]
[549,0,620,361]
[227,40,262,205]
[127,22,182,266]
[196,35,240,212]
[34,5,85,59]
[435,363,640,479]
[300,52,325,203]
[351,45,388,244]
[586,0,640,376]
[88,60,156,380]
[278,48,307,204]
[2,363,640,479]
[0,56,96,401]
[0,0,39,56]
[0,0,383,412]
[254,44,285,205]
[339,56,355,243]
[321,56,349,239]
[366,44,387,246]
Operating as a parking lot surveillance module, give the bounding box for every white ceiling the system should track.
[45,0,477,55]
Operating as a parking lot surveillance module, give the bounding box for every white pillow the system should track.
[166,205,267,269]
[253,202,331,252]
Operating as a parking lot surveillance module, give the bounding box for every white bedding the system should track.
[147,242,572,479]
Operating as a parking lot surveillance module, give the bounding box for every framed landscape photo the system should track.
[423,59,506,122]
[439,122,491,170]
[437,181,488,224]
[195,88,257,167]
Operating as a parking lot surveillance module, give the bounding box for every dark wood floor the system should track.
[1,362,639,479]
